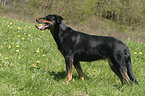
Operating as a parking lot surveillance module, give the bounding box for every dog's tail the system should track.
[126,54,138,84]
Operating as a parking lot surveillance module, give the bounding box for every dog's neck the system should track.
[59,22,67,31]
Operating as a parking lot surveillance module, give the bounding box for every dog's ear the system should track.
[56,15,63,23]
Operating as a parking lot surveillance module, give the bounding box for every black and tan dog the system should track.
[35,14,138,85]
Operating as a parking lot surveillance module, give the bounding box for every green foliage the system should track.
[0,0,144,27]
[0,16,145,96]
[0,5,7,13]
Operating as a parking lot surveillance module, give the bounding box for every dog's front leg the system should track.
[65,56,73,85]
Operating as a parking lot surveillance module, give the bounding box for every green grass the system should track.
[0,16,145,96]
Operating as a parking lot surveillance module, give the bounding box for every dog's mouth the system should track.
[35,18,54,30]
[35,24,50,30]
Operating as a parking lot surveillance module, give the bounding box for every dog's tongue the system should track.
[35,25,48,30]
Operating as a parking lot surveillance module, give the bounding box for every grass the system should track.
[0,16,145,96]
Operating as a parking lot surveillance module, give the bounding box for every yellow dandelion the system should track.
[17,35,21,37]
[29,27,31,28]
[24,27,26,28]
[3,20,5,22]
[22,38,25,40]
[16,20,18,22]
[42,31,45,32]
[93,70,97,73]
[32,64,37,68]
[4,57,8,59]
[7,45,11,48]
[4,16,6,18]
[134,52,137,54]
[11,42,14,45]
[100,76,103,79]
[0,54,1,56]
[28,34,31,37]
[36,49,40,53]
[17,27,22,29]
[138,52,142,55]
[16,45,19,47]
[16,50,19,52]
[8,37,10,40]
[10,22,12,25]
[39,24,43,26]
[8,25,10,27]
[18,57,21,59]
[8,46,11,48]
[42,54,46,56]
[36,61,40,63]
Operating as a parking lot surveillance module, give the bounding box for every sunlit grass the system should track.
[0,16,145,95]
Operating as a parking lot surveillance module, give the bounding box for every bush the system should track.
[0,0,144,27]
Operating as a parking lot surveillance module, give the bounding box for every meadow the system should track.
[0,16,145,96]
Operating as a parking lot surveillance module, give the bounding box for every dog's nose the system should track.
[36,19,38,22]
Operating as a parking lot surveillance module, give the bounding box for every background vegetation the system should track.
[0,0,145,26]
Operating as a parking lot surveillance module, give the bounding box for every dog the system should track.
[35,14,138,85]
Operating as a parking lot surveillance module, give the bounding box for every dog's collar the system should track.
[59,22,67,31]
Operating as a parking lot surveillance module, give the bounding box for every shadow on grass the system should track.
[48,71,90,81]
[48,71,66,81]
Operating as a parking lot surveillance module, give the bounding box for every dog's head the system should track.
[35,14,63,30]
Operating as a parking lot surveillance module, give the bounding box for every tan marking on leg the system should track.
[125,71,131,84]
[66,59,73,85]
[108,59,114,67]
[120,68,131,84]
[66,71,72,85]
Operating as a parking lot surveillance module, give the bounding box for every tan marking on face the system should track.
[38,19,54,25]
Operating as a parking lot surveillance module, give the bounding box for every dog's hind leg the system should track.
[118,49,138,84]
[119,66,132,84]
[73,60,85,80]
[110,57,133,84]
[108,59,124,83]
[126,56,138,84]
[109,59,131,84]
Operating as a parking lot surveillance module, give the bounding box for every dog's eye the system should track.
[45,17,47,20]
